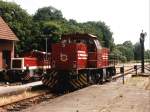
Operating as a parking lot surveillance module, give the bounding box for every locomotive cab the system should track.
[60,33,108,68]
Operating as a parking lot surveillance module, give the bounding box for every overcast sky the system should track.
[5,0,150,49]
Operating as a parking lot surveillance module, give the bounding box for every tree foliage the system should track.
[0,0,33,54]
[1,1,149,62]
[111,41,135,62]
[134,42,141,60]
[145,50,150,60]
[33,6,63,21]
[0,1,114,55]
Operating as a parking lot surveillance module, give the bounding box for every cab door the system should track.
[87,39,98,68]
[2,50,11,69]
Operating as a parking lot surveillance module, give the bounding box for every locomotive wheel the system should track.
[94,73,101,84]
[3,73,9,82]
[106,70,112,82]
[89,75,94,84]
[92,73,97,84]
[102,68,107,83]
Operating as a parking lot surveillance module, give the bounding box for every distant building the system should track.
[0,16,19,70]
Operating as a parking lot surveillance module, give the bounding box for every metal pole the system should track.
[120,66,124,84]
[46,38,48,60]
[149,0,150,50]
[134,65,137,75]
[141,41,144,73]
[140,30,146,73]
[122,66,124,84]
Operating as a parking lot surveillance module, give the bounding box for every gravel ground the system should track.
[23,76,150,112]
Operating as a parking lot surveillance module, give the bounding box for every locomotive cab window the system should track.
[61,39,67,44]
[87,39,96,52]
[76,39,86,44]
[94,39,102,49]
[12,59,22,69]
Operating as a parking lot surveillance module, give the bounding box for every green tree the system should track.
[33,6,114,49]
[112,41,135,62]
[33,6,63,21]
[122,41,134,61]
[80,21,113,48]
[0,0,33,54]
[145,50,150,60]
[134,42,141,60]
[0,2,115,54]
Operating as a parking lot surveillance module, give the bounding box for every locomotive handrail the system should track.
[87,60,97,61]
[88,52,96,53]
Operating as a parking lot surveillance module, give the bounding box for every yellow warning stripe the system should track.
[80,74,87,81]
[79,77,87,85]
[80,75,87,83]
[44,79,48,84]
[72,79,80,87]
[43,71,57,87]
[69,80,78,88]
[45,80,50,86]
[47,77,54,86]
[50,80,58,88]
[47,78,54,87]
[47,81,51,86]
[48,72,58,87]
[42,79,47,84]
[74,79,83,87]
[72,80,79,88]
[43,79,47,85]
[78,79,84,86]
[49,79,55,87]
[48,81,52,87]
[49,74,58,88]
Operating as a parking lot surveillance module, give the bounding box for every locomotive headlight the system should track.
[60,53,68,62]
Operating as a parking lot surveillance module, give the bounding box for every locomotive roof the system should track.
[0,16,19,41]
[62,33,98,40]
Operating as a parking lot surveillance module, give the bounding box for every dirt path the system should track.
[23,76,150,112]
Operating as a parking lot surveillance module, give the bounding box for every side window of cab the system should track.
[88,39,96,52]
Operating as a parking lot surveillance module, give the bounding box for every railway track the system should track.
[113,64,150,80]
[0,64,149,112]
[0,82,22,86]
[0,90,60,112]
[0,77,121,112]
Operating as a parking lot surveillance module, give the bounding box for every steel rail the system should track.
[0,91,48,107]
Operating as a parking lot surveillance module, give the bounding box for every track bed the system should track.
[23,76,150,112]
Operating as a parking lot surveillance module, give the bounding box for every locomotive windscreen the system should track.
[12,59,22,68]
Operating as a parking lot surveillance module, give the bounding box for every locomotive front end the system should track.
[51,43,87,71]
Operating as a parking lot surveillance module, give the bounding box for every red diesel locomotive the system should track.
[42,33,116,91]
